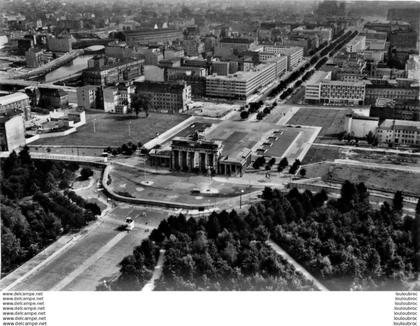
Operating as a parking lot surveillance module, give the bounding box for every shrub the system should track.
[80,167,94,180]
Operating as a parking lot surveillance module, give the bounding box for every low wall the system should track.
[143,115,195,150]
[25,121,86,144]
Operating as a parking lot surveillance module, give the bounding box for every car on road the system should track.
[125,217,134,231]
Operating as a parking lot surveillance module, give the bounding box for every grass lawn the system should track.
[32,112,189,147]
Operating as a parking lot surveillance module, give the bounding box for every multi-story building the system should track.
[262,46,303,70]
[105,42,133,59]
[38,87,69,108]
[0,92,31,120]
[281,36,319,56]
[365,79,419,104]
[77,85,101,110]
[406,54,420,80]
[165,66,207,97]
[292,26,333,43]
[25,48,51,68]
[388,7,420,32]
[346,36,366,53]
[211,61,230,76]
[305,71,365,105]
[389,30,418,51]
[47,36,72,53]
[183,39,204,57]
[319,81,366,105]
[122,28,183,46]
[205,60,286,100]
[82,56,144,86]
[133,81,191,114]
[0,114,26,152]
[103,84,135,114]
[219,38,256,52]
[377,120,420,146]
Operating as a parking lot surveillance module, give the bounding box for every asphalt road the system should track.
[5,204,169,291]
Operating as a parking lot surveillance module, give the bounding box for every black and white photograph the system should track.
[0,0,419,324]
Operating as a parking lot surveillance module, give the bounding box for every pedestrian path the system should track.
[142,249,166,291]
[267,240,328,291]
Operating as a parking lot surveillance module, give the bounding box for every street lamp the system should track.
[240,189,244,209]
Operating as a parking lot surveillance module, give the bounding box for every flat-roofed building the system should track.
[133,81,191,114]
[38,87,69,108]
[219,37,256,52]
[304,71,332,103]
[377,119,420,146]
[77,85,101,110]
[103,85,135,114]
[82,57,144,86]
[205,61,283,100]
[165,66,207,97]
[305,71,365,106]
[122,28,183,46]
[320,80,366,105]
[262,45,303,70]
[346,36,366,53]
[365,78,419,104]
[0,92,31,120]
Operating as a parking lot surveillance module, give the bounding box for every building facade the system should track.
[0,114,26,152]
[262,46,303,70]
[82,57,144,86]
[122,29,183,46]
[0,92,31,120]
[77,85,101,110]
[377,120,420,146]
[133,81,191,114]
[205,60,284,100]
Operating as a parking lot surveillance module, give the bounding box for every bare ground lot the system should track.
[302,145,342,164]
[31,112,189,147]
[304,161,420,196]
[287,107,350,140]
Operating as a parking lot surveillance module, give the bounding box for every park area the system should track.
[31,112,189,147]
[287,107,350,140]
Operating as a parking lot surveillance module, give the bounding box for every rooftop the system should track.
[0,92,29,106]
[206,61,277,81]
[220,38,254,44]
[380,119,420,131]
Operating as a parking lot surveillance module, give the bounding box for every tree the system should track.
[131,93,153,118]
[80,167,94,180]
[393,191,403,212]
[299,168,306,177]
[240,111,249,119]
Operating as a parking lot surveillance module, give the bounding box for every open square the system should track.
[31,112,190,147]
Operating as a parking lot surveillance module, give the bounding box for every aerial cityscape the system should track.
[0,0,419,292]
